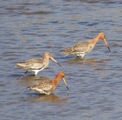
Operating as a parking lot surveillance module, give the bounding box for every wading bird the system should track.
[16,52,61,75]
[28,72,69,95]
[61,32,111,58]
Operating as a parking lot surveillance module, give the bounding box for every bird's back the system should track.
[16,58,46,70]
[62,40,94,56]
[28,79,54,95]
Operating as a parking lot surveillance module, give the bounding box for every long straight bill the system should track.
[50,57,61,66]
[103,38,111,52]
[63,78,69,90]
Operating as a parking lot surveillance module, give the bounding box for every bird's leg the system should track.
[76,56,83,59]
[24,71,28,74]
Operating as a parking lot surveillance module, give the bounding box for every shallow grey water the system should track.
[0,0,122,120]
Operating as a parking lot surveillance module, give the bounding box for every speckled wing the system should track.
[34,80,53,91]
[16,58,45,70]
[62,40,91,55]
[72,41,91,54]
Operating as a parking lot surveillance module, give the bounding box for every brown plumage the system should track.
[28,72,69,95]
[61,32,111,58]
[16,52,61,75]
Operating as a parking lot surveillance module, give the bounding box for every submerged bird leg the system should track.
[76,56,83,59]
[24,71,28,74]
[76,54,85,59]
[34,71,39,76]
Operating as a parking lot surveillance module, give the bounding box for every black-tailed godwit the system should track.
[16,52,61,75]
[61,32,111,58]
[28,72,69,95]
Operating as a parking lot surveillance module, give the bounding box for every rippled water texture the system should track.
[0,0,122,120]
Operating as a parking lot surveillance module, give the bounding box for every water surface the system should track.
[0,0,122,120]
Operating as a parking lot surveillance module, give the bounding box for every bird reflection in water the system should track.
[66,57,98,65]
[66,56,110,65]
[27,93,68,104]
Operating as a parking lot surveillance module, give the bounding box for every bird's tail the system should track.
[61,47,74,56]
[15,61,27,68]
[28,86,36,90]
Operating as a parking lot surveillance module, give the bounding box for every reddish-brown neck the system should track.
[92,34,102,44]
[53,74,62,86]
[53,72,64,86]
